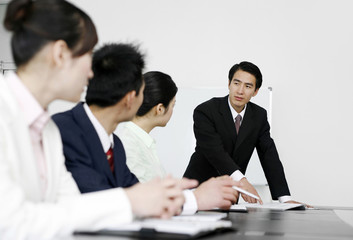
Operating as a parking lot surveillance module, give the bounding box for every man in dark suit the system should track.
[52,43,147,192]
[53,102,139,192]
[184,61,302,204]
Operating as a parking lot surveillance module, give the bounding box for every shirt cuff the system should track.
[231,170,245,181]
[278,195,292,203]
[180,189,198,215]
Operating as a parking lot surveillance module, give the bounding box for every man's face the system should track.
[228,69,259,113]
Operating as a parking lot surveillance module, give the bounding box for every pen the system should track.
[233,186,260,200]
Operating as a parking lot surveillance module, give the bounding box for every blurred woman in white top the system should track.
[0,1,190,239]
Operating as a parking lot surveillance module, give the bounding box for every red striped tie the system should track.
[106,147,114,173]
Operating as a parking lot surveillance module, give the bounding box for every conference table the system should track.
[71,206,353,240]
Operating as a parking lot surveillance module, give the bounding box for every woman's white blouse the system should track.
[119,121,166,183]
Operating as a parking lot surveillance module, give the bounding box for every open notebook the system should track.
[75,212,234,239]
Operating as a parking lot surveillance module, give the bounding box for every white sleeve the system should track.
[231,170,245,181]
[180,189,198,215]
[231,169,292,202]
[278,195,292,203]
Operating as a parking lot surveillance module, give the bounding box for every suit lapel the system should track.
[72,103,117,186]
[234,103,255,152]
[112,136,124,186]
[219,96,237,145]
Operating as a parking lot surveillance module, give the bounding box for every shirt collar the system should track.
[124,121,155,148]
[83,103,114,152]
[228,96,246,122]
[6,72,50,131]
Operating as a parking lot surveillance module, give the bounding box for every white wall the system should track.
[1,0,353,207]
[0,4,12,62]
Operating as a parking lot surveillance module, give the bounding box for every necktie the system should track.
[235,114,242,134]
[106,147,114,173]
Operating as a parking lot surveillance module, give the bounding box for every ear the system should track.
[51,40,71,68]
[155,103,165,116]
[125,90,137,108]
[252,88,259,97]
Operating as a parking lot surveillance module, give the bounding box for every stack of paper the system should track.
[230,202,305,211]
[76,212,234,239]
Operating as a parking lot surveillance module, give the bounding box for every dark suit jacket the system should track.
[183,96,290,200]
[52,103,138,193]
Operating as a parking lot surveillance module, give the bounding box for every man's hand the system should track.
[125,177,197,218]
[285,200,313,209]
[239,177,263,204]
[193,175,241,210]
[177,177,199,190]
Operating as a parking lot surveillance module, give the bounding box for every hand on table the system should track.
[285,200,314,209]
[125,176,198,218]
[193,175,241,210]
[239,177,263,204]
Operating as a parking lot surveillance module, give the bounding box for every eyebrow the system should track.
[233,79,254,87]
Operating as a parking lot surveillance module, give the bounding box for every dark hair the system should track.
[4,0,98,67]
[86,43,145,107]
[228,61,263,89]
[137,71,178,116]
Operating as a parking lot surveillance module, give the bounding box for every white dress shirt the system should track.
[227,98,292,203]
[7,74,50,197]
[119,121,198,214]
[83,103,114,153]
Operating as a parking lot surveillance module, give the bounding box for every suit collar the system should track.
[71,103,117,185]
[219,96,256,150]
[227,97,247,122]
[6,72,48,128]
[219,96,237,144]
[83,103,114,152]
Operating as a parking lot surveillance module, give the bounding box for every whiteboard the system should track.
[148,86,272,186]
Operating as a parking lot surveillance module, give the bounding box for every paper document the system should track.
[76,212,233,239]
[229,205,248,211]
[172,211,228,221]
[112,218,231,235]
[237,202,305,211]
